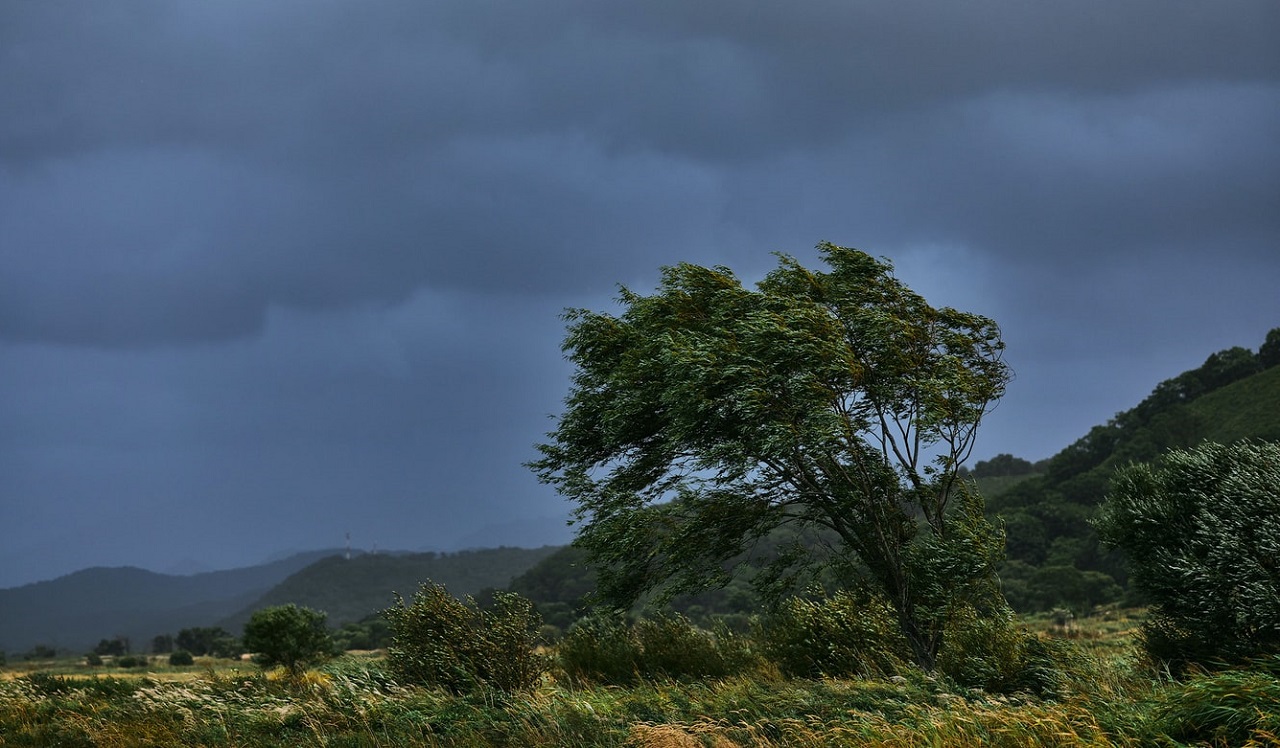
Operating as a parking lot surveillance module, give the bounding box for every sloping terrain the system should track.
[0,550,338,654]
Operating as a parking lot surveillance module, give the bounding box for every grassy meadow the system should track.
[3,609,1278,747]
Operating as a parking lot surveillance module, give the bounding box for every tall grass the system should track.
[2,620,1276,747]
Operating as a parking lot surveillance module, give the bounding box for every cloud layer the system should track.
[2,1,1278,586]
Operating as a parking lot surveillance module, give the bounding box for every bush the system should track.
[937,605,1061,696]
[85,653,103,667]
[116,655,145,668]
[242,604,334,675]
[757,590,911,679]
[556,614,642,686]
[557,613,756,686]
[168,650,194,666]
[635,613,754,681]
[385,583,546,694]
[1097,440,1280,673]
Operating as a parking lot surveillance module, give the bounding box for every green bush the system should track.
[557,614,642,686]
[557,613,756,686]
[116,655,145,668]
[757,590,911,679]
[937,605,1061,696]
[168,650,194,666]
[242,604,334,674]
[385,582,546,694]
[85,653,103,667]
[1097,440,1280,672]
[634,613,754,681]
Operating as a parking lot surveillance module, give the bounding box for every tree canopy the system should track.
[531,243,1011,668]
[242,604,333,675]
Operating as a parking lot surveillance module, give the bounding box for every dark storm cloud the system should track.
[3,0,1277,346]
[2,1,1279,586]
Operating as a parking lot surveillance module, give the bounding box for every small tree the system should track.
[531,244,1012,670]
[1260,327,1280,369]
[1097,441,1280,672]
[242,605,334,675]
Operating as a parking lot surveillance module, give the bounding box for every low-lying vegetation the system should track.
[4,609,1279,747]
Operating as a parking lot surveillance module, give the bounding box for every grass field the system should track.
[2,611,1277,747]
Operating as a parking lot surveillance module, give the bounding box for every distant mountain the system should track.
[219,546,561,632]
[0,550,339,655]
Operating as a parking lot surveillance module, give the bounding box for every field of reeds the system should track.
[2,610,1278,747]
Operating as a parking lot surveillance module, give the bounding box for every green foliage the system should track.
[556,614,642,685]
[332,614,392,651]
[176,626,241,658]
[1261,326,1280,368]
[169,650,195,666]
[557,613,755,685]
[1096,440,1280,672]
[971,454,1036,478]
[1146,658,1280,746]
[115,655,146,668]
[0,639,1274,748]
[992,335,1280,607]
[384,582,546,693]
[757,589,912,679]
[151,634,174,654]
[224,546,561,634]
[999,561,1124,614]
[93,637,128,657]
[532,244,1012,670]
[937,606,1061,696]
[84,652,102,667]
[242,604,334,674]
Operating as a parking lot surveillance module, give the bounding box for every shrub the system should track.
[757,590,911,679]
[116,655,145,668]
[385,583,546,693]
[937,605,1061,696]
[557,614,642,686]
[557,613,756,686]
[1097,440,1280,672]
[168,650,194,666]
[242,604,335,675]
[85,653,103,667]
[634,613,753,681]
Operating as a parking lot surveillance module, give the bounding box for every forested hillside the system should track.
[0,550,339,655]
[990,331,1280,612]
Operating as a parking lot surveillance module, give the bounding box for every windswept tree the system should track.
[531,243,1011,669]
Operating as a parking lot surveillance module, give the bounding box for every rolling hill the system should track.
[0,550,339,655]
[218,546,561,632]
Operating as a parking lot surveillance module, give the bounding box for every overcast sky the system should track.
[2,1,1278,588]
